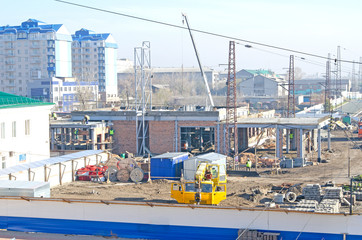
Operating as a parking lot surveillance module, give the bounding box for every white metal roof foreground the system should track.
[234,117,329,130]
[0,150,104,176]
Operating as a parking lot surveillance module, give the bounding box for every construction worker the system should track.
[246,158,252,171]
[74,128,79,140]
[51,112,57,120]
[109,128,114,136]
[83,115,90,124]
[290,132,294,140]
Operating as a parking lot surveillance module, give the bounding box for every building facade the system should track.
[28,77,99,112]
[72,29,118,103]
[70,108,275,156]
[0,19,72,96]
[239,75,287,97]
[0,91,54,169]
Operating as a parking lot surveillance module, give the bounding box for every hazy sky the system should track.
[3,0,362,76]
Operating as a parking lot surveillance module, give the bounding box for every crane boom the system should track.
[182,13,214,107]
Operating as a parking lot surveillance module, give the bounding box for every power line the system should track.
[55,0,362,65]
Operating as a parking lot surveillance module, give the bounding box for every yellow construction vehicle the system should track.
[171,163,227,205]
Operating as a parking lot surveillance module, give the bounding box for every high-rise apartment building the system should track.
[72,29,118,103]
[0,19,72,96]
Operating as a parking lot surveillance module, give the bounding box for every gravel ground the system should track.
[51,130,362,211]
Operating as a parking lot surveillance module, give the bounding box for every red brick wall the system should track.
[149,121,175,154]
[112,120,224,155]
[112,120,137,155]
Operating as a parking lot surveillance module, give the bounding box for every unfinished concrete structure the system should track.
[236,117,329,161]
[50,120,112,152]
[70,109,275,156]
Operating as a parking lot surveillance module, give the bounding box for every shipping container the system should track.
[151,152,189,180]
[0,180,50,197]
[183,153,227,180]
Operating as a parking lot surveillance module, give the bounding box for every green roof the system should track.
[0,91,54,109]
[246,69,274,76]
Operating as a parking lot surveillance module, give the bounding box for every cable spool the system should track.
[104,166,118,182]
[285,191,297,203]
[130,168,144,183]
[117,169,130,182]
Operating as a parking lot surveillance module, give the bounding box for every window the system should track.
[54,87,58,91]
[1,157,6,169]
[0,122,5,138]
[25,120,30,135]
[12,121,16,137]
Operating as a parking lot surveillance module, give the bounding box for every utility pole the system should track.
[337,46,342,97]
[325,54,331,113]
[352,61,356,92]
[359,57,362,93]
[287,55,295,118]
[326,54,331,151]
[225,41,238,170]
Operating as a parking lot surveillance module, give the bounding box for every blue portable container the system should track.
[151,152,189,180]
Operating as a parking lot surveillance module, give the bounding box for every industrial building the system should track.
[0,91,53,169]
[239,74,287,98]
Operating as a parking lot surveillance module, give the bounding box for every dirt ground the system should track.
[51,129,362,212]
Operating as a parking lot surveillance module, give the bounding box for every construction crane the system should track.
[182,13,214,107]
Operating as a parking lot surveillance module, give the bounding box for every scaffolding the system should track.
[134,41,152,156]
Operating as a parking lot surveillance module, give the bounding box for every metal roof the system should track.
[152,152,188,159]
[0,150,103,176]
[0,180,49,189]
[234,117,329,129]
[0,91,54,109]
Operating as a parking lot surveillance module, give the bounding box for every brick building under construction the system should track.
[68,108,275,156]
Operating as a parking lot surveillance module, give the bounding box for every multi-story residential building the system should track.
[0,19,72,96]
[71,29,118,104]
[28,77,99,112]
[0,91,54,169]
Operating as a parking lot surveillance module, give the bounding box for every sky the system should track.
[3,0,362,77]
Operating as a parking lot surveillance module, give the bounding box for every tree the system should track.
[294,67,306,80]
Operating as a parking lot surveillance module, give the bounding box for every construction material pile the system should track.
[238,152,257,164]
[315,199,340,213]
[104,155,146,183]
[302,184,322,201]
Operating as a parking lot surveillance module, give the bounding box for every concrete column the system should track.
[286,129,290,153]
[279,128,283,158]
[60,128,65,150]
[50,128,55,150]
[91,129,96,150]
[174,120,178,152]
[240,128,249,149]
[297,129,304,158]
[276,127,280,158]
[276,127,283,158]
[217,124,220,153]
[291,129,297,150]
[317,129,322,162]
